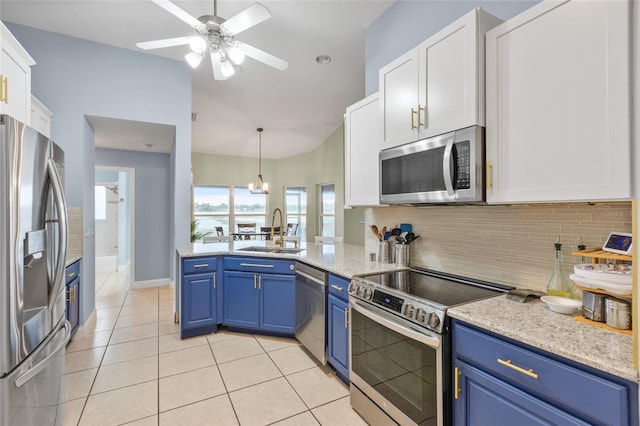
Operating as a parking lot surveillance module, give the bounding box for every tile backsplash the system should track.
[67,207,83,260]
[366,203,632,292]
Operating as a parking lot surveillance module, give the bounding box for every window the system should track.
[193,185,267,237]
[285,186,307,236]
[319,183,335,237]
[95,185,107,221]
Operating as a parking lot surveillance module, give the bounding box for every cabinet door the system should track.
[344,93,382,207]
[486,0,631,203]
[0,50,29,123]
[418,9,498,138]
[66,278,79,335]
[327,294,349,380]
[259,274,295,334]
[379,48,419,150]
[223,271,259,329]
[453,361,589,426]
[182,272,216,330]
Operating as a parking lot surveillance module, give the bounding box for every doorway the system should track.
[95,166,135,291]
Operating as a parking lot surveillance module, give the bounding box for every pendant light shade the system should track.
[249,128,269,194]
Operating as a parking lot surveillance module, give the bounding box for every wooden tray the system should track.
[572,248,632,263]
[573,283,631,299]
[575,315,632,336]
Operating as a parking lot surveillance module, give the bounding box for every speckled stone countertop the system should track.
[449,296,637,382]
[177,241,406,278]
[66,255,82,267]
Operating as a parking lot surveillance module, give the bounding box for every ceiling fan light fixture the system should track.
[220,59,236,77]
[226,45,245,65]
[189,36,207,53]
[185,51,205,68]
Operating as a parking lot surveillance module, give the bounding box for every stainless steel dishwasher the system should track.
[295,262,327,364]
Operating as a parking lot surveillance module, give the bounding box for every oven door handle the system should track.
[350,299,441,348]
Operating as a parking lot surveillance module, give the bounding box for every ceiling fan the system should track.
[136,0,288,80]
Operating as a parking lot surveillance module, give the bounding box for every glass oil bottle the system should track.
[547,239,572,298]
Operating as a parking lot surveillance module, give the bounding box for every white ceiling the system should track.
[1,0,392,159]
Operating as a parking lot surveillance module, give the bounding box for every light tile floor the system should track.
[63,270,367,426]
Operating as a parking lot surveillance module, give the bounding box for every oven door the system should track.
[350,298,443,426]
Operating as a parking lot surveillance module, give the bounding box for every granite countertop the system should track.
[449,295,637,382]
[66,255,82,267]
[177,240,406,278]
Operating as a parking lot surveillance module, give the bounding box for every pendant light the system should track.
[248,128,269,194]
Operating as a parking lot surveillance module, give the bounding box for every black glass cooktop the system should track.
[361,269,512,308]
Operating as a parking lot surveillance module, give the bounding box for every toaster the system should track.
[582,291,607,322]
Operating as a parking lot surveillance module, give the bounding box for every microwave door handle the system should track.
[443,136,455,196]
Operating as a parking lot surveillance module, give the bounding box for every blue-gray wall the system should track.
[96,149,170,282]
[365,0,540,95]
[7,23,192,324]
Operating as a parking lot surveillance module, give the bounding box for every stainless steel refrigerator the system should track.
[0,115,71,425]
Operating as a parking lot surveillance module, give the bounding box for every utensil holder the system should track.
[395,244,410,267]
[377,241,392,264]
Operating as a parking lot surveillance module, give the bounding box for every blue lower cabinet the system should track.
[223,271,260,329]
[181,257,218,338]
[223,270,295,335]
[328,294,349,380]
[452,320,639,426]
[65,260,81,336]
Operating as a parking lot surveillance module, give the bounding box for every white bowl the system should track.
[540,295,582,315]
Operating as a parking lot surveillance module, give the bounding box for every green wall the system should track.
[191,125,364,245]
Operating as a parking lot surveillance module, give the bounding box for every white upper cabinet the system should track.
[485,0,631,203]
[1,22,35,124]
[344,93,383,207]
[379,8,502,150]
[30,95,53,138]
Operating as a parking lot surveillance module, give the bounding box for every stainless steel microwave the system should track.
[380,126,485,204]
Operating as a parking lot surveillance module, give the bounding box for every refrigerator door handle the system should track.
[14,319,71,388]
[46,158,68,312]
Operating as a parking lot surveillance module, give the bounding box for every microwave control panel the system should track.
[455,141,471,190]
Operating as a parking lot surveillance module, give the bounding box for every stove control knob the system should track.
[357,285,365,297]
[416,308,427,323]
[427,313,440,328]
[363,287,373,300]
[404,304,415,318]
[348,282,357,294]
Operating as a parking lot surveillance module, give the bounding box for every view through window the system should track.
[285,186,307,236]
[193,185,267,238]
[319,183,335,237]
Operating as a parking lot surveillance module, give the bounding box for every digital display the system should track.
[372,290,404,313]
[603,232,632,255]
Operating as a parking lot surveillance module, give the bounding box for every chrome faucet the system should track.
[271,208,284,247]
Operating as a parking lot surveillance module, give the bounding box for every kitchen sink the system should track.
[237,246,305,254]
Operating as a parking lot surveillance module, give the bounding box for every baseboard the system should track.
[133,278,171,289]
[118,261,130,272]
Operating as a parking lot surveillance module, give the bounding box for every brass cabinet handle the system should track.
[410,107,418,130]
[497,358,538,379]
[417,105,424,128]
[486,162,493,189]
[66,272,76,279]
[330,284,343,291]
[1,75,7,104]
[454,367,462,399]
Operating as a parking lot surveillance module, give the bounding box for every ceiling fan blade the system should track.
[220,3,271,35]
[237,43,288,71]
[150,0,203,29]
[210,53,227,81]
[136,36,191,50]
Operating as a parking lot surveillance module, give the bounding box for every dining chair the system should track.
[215,226,224,236]
[237,223,256,240]
[314,236,343,244]
[286,223,299,236]
[283,235,302,247]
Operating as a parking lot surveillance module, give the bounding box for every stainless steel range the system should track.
[348,268,512,426]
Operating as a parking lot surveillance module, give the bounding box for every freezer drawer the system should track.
[0,318,70,426]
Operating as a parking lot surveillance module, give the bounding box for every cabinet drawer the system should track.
[183,257,217,274]
[328,274,350,301]
[224,256,295,275]
[65,261,80,284]
[454,322,633,426]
